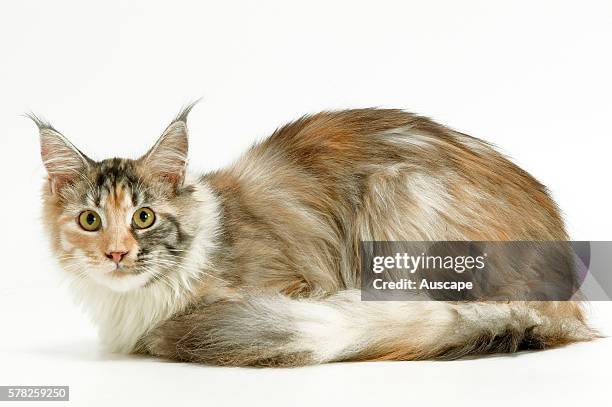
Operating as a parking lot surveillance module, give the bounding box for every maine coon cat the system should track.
[35,106,595,366]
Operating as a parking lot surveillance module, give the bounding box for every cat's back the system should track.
[202,109,566,294]
[207,108,564,240]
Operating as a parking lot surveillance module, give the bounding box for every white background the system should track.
[0,1,611,406]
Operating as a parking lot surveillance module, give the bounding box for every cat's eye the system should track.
[133,207,155,229]
[78,210,101,231]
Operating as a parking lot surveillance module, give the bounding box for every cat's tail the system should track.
[143,290,598,366]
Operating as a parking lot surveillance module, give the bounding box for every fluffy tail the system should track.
[142,290,598,366]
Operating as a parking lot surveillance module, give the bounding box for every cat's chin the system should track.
[88,267,153,293]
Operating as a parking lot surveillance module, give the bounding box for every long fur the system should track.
[38,108,597,366]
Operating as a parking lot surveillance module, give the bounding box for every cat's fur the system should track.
[36,107,596,366]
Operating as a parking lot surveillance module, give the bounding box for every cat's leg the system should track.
[140,295,320,367]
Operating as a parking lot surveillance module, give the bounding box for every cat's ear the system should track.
[31,115,92,194]
[139,104,197,187]
[139,120,189,187]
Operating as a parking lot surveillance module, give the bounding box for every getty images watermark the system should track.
[360,241,612,301]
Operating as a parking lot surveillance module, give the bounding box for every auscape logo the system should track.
[372,277,473,292]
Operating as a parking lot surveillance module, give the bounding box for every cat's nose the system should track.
[106,251,128,264]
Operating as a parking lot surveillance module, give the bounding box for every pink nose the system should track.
[106,251,128,264]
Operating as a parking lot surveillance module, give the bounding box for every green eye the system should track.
[133,207,155,229]
[78,210,101,231]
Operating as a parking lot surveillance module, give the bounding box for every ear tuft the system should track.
[29,114,91,194]
[172,99,201,124]
[140,121,189,187]
[25,112,57,132]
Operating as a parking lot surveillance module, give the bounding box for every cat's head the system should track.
[35,106,216,293]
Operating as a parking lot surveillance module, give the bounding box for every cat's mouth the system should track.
[90,263,154,292]
[104,262,146,276]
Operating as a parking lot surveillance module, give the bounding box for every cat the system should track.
[34,105,596,366]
